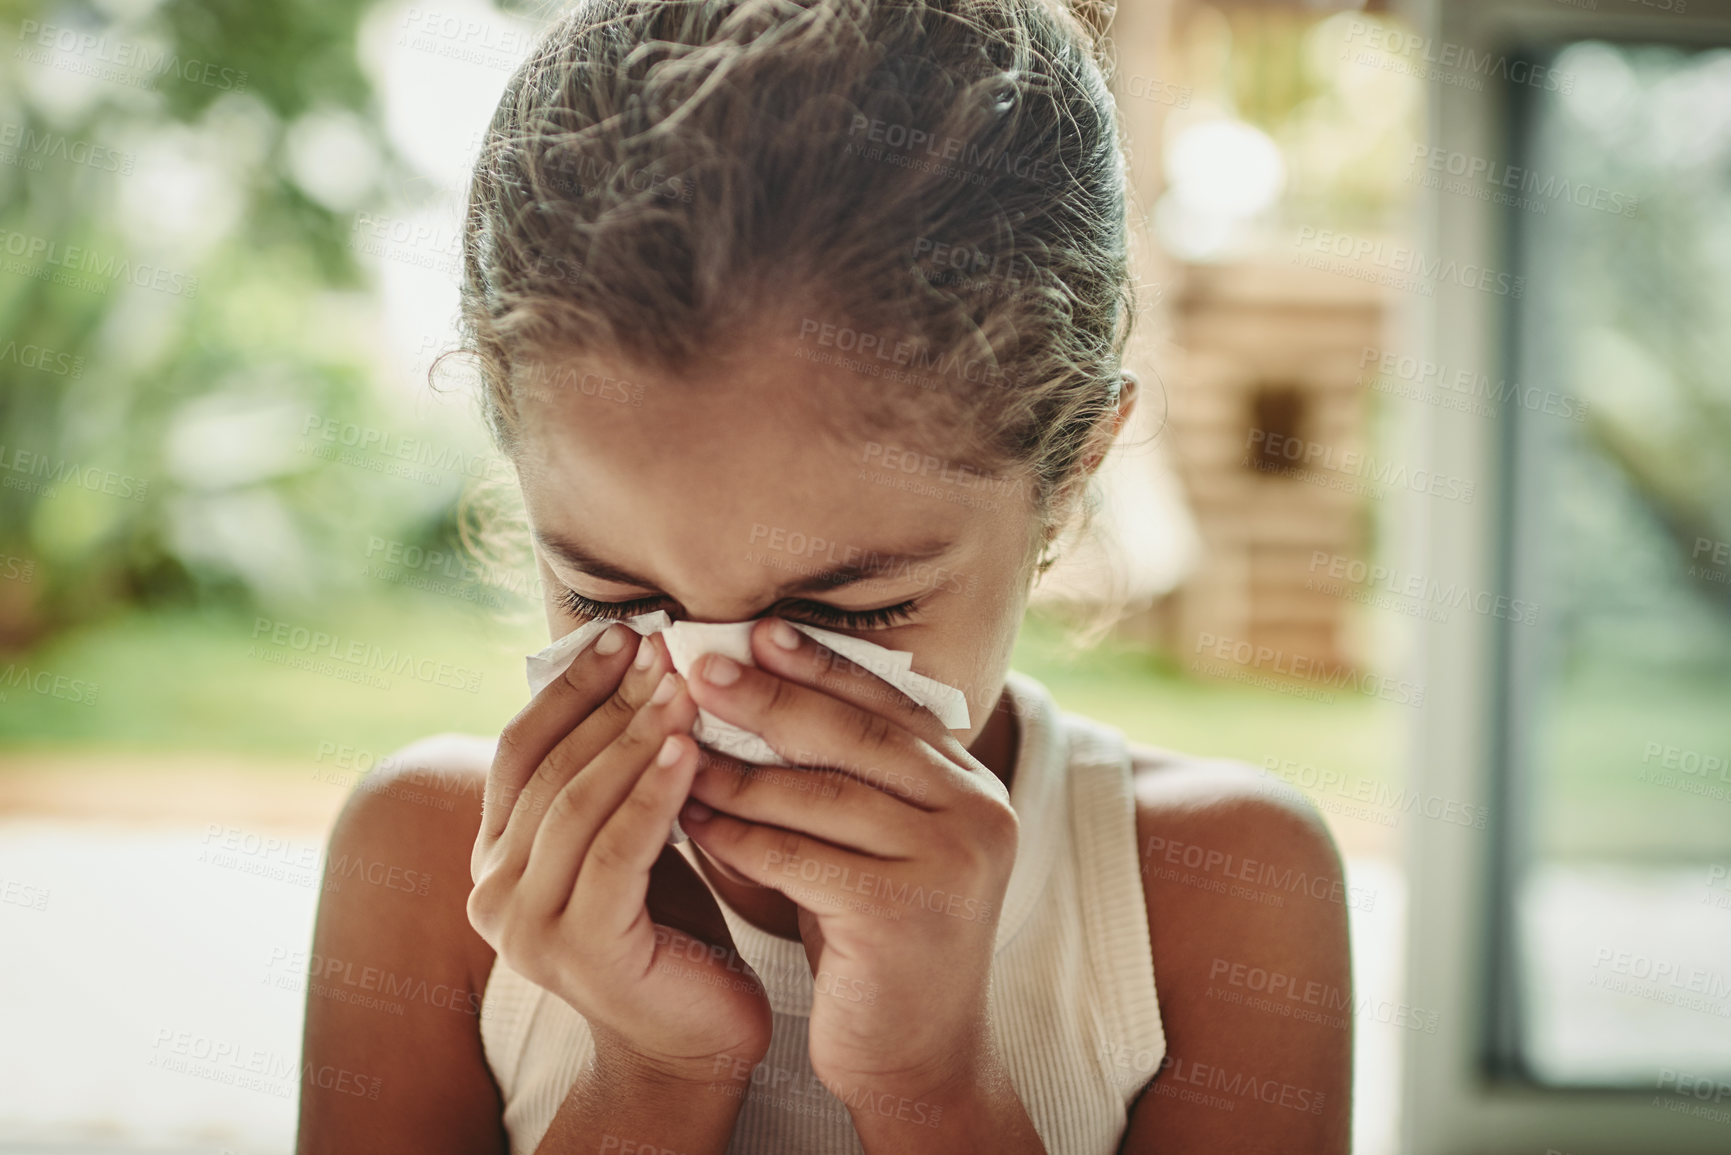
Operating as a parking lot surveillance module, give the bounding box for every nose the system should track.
[657,596,781,626]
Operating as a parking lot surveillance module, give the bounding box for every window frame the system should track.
[1401,0,1731,1151]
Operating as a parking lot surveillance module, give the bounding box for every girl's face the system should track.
[510,332,1045,750]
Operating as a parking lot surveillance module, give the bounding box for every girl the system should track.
[297,0,1352,1151]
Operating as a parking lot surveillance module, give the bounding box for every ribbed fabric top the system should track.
[479,668,1166,1153]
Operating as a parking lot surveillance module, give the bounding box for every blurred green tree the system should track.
[0,0,469,648]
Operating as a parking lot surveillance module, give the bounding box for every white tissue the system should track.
[523,612,972,843]
[524,609,675,699]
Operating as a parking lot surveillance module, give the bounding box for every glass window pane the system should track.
[1503,40,1731,1086]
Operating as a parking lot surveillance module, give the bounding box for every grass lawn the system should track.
[0,599,1404,854]
[0,597,548,760]
[12,597,1723,858]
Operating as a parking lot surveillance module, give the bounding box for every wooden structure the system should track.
[1116,258,1386,672]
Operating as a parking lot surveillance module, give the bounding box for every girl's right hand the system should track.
[466,624,773,1086]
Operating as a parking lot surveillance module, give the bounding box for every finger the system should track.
[481,621,642,846]
[560,729,699,941]
[685,649,969,807]
[747,617,959,750]
[687,754,925,858]
[491,631,673,868]
[681,810,936,925]
[516,669,696,918]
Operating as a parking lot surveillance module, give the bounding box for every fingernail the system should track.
[701,654,740,686]
[634,635,655,669]
[657,734,683,766]
[651,670,678,705]
[768,619,800,651]
[681,799,713,824]
[595,623,628,656]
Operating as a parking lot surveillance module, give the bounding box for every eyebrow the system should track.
[533,529,956,599]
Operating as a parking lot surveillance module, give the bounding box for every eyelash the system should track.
[554,587,922,631]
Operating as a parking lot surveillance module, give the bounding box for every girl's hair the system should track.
[449,0,1143,601]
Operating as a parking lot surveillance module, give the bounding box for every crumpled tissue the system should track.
[525,610,970,842]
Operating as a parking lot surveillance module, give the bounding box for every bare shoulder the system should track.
[1118,744,1352,1153]
[1128,743,1343,881]
[322,730,498,988]
[1126,740,1349,976]
[297,731,505,1155]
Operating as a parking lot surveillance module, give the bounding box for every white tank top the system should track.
[478,669,1166,1153]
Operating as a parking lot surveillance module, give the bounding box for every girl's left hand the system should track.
[678,618,1020,1110]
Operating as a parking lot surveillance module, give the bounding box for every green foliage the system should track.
[0,0,444,649]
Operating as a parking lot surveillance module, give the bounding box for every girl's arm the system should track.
[298,628,777,1155]
[293,731,756,1155]
[295,735,508,1154]
[1120,756,1354,1155]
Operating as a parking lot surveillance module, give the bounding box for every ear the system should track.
[1079,368,1139,475]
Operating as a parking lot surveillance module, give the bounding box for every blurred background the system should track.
[2,0,1729,1151]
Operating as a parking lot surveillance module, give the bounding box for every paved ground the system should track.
[0,757,1406,1154]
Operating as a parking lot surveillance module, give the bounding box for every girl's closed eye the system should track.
[554,585,923,631]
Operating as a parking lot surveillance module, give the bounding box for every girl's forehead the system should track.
[511,379,1030,596]
[511,339,1000,490]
